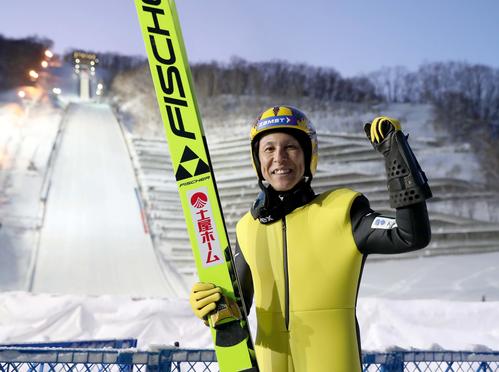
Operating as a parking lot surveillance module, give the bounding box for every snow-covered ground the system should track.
[0,89,62,290]
[1,73,499,353]
[30,102,176,297]
[0,289,498,352]
[361,252,499,302]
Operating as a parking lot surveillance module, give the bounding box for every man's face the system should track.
[258,132,305,192]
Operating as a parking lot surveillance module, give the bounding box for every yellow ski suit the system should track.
[236,188,363,372]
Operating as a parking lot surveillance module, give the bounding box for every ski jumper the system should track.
[235,185,431,371]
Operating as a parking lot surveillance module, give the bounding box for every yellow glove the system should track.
[189,282,222,321]
[364,116,401,144]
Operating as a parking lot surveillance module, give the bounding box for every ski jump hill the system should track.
[2,77,499,301]
[29,103,182,297]
[120,101,499,298]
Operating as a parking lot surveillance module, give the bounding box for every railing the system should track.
[362,351,499,371]
[1,339,137,349]
[0,347,498,372]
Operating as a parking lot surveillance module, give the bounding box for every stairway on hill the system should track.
[124,130,499,290]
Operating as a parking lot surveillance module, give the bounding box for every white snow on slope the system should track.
[358,297,499,352]
[0,291,206,348]
[0,95,61,290]
[0,291,498,352]
[360,252,499,302]
[31,103,176,297]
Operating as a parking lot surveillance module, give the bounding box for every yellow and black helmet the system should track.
[250,105,318,182]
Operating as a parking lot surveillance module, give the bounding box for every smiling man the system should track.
[258,132,305,192]
[190,105,433,371]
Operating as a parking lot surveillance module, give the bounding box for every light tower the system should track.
[72,51,99,100]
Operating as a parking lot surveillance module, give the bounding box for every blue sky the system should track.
[2,0,499,76]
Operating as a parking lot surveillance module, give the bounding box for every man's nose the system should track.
[274,147,288,162]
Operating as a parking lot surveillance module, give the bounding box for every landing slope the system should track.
[32,103,175,297]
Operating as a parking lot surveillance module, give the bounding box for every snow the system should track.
[360,252,499,302]
[0,91,62,290]
[0,291,498,352]
[0,291,209,349]
[358,297,499,352]
[1,67,499,353]
[31,103,176,297]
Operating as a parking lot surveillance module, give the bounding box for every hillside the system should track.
[109,65,499,296]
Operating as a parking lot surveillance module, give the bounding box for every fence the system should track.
[2,339,137,349]
[0,346,498,372]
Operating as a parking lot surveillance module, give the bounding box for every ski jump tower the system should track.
[72,51,98,101]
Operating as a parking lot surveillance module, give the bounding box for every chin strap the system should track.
[251,179,316,224]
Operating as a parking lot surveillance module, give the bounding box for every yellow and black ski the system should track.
[134,1,258,371]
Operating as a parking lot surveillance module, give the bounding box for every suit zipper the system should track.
[282,217,290,331]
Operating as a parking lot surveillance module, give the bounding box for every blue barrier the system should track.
[0,347,497,371]
[362,351,499,371]
[1,339,137,349]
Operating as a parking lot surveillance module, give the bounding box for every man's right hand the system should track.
[364,116,402,146]
[189,282,222,321]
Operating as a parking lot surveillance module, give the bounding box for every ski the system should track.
[134,1,258,371]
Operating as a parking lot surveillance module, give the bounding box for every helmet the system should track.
[250,105,318,182]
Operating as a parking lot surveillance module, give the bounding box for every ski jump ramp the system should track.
[31,103,178,298]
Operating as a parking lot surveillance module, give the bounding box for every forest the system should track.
[0,34,51,90]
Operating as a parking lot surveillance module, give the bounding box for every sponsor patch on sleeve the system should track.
[371,216,397,229]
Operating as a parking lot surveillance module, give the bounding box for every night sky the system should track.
[2,0,499,77]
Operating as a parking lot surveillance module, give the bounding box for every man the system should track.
[190,106,432,371]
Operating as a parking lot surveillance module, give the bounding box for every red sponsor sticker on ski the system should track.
[188,187,223,267]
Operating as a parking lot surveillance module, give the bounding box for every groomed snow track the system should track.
[30,103,182,297]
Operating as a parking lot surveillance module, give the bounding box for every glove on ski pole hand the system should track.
[189,282,222,322]
[364,116,401,145]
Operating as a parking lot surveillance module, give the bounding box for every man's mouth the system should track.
[272,168,292,175]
